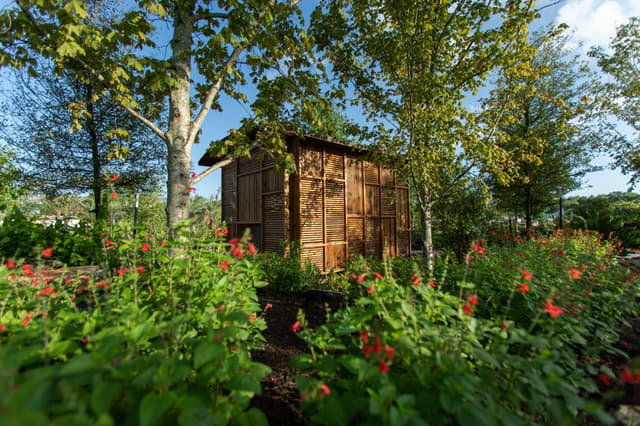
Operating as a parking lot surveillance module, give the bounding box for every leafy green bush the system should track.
[256,242,323,293]
[0,209,99,265]
[292,230,638,425]
[0,229,271,425]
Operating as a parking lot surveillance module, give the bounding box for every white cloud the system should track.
[555,0,640,52]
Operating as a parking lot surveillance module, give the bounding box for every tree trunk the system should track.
[418,199,435,271]
[165,4,194,234]
[525,185,532,235]
[86,85,107,225]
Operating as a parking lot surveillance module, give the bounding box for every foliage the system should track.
[0,62,166,223]
[0,209,99,266]
[566,192,640,248]
[256,242,323,293]
[0,229,271,425]
[310,0,539,265]
[590,17,640,187]
[0,151,25,211]
[293,230,637,425]
[484,25,598,230]
[0,0,320,232]
[432,182,498,262]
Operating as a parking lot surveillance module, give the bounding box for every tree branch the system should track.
[14,0,169,143]
[194,12,229,21]
[191,140,261,185]
[188,45,245,146]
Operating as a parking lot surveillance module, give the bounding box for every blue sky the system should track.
[190,0,640,199]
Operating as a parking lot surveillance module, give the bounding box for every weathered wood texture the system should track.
[218,135,410,271]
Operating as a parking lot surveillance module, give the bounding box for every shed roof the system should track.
[197,131,370,167]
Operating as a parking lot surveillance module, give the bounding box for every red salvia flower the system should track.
[468,295,478,306]
[137,266,144,274]
[544,300,563,318]
[0,324,5,332]
[5,259,14,269]
[247,243,257,255]
[521,271,533,281]
[188,187,196,193]
[320,384,330,396]
[373,272,383,280]
[41,248,53,258]
[219,260,232,271]
[373,337,383,354]
[463,303,473,315]
[291,321,301,333]
[427,280,436,288]
[110,174,118,181]
[379,359,389,373]
[598,374,612,387]
[472,243,486,254]
[412,277,420,286]
[385,345,395,359]
[357,273,366,284]
[517,283,530,294]
[21,264,34,276]
[111,192,117,199]
[37,286,57,297]
[81,336,90,343]
[264,303,273,310]
[570,269,581,279]
[359,330,369,345]
[141,243,151,252]
[116,268,129,277]
[368,284,375,294]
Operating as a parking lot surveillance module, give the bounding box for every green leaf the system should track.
[59,354,98,377]
[139,392,172,426]
[234,408,269,426]
[194,341,223,369]
[91,381,122,415]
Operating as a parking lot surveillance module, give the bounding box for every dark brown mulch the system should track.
[250,289,344,425]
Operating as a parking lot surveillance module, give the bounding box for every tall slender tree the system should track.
[310,0,539,266]
[483,26,598,232]
[0,0,318,234]
[0,63,166,223]
[590,17,640,188]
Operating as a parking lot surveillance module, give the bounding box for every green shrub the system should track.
[256,242,323,293]
[0,228,271,425]
[292,230,638,425]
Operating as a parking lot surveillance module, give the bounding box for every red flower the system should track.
[521,271,532,281]
[190,172,197,178]
[412,277,420,286]
[219,260,232,271]
[385,345,394,359]
[110,192,117,199]
[37,285,57,297]
[359,330,369,345]
[300,392,309,403]
[246,243,257,255]
[598,374,612,387]
[232,245,243,259]
[320,384,330,396]
[110,174,118,182]
[137,266,144,274]
[291,321,301,333]
[570,269,581,279]
[205,211,210,216]
[544,300,563,319]
[5,259,14,269]
[65,278,74,284]
[373,272,383,280]
[0,324,5,332]
[81,337,90,343]
[463,303,473,315]
[468,295,478,306]
[427,280,436,288]
[517,283,530,294]
[368,284,375,294]
[372,337,383,354]
[141,243,151,252]
[620,368,636,383]
[472,243,486,254]
[21,264,34,276]
[41,248,53,258]
[264,303,273,310]
[188,187,196,193]
[357,273,366,284]
[379,359,389,373]
[116,268,129,277]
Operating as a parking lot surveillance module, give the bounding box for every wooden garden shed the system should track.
[198,133,411,272]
